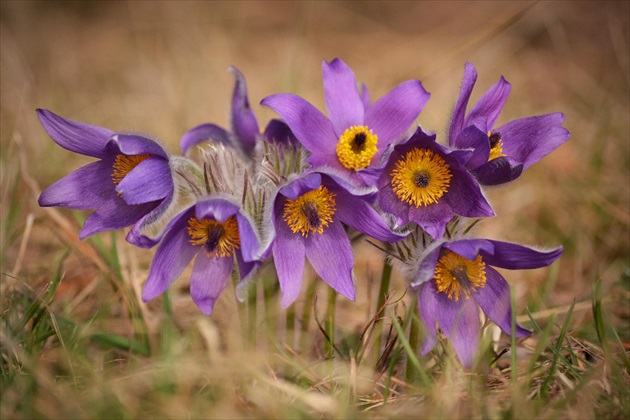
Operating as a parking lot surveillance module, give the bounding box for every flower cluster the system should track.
[38,59,569,367]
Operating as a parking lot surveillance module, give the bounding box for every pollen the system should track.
[111,153,152,185]
[187,216,240,258]
[434,250,486,301]
[488,131,506,161]
[335,125,378,170]
[283,186,336,237]
[390,148,452,207]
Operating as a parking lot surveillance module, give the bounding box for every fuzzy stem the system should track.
[372,258,393,366]
[405,303,420,383]
[299,277,318,352]
[325,287,337,358]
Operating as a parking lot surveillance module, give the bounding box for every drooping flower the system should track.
[142,196,262,315]
[272,171,405,308]
[413,238,563,368]
[37,109,174,244]
[377,127,494,240]
[181,67,297,157]
[449,62,570,185]
[261,58,430,187]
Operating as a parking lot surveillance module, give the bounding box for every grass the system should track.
[1,1,629,418]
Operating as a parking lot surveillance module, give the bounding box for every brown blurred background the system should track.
[1,1,628,327]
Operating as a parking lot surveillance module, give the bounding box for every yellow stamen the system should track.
[283,186,336,237]
[187,216,240,258]
[335,125,378,170]
[434,250,486,301]
[111,154,152,185]
[390,148,452,207]
[488,131,506,161]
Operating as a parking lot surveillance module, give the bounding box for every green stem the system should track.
[325,287,337,358]
[299,277,318,351]
[405,303,420,383]
[373,259,393,366]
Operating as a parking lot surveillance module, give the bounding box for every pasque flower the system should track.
[272,171,405,308]
[377,127,494,240]
[261,58,430,187]
[413,238,563,368]
[448,62,570,185]
[142,196,262,315]
[181,67,297,157]
[37,109,173,243]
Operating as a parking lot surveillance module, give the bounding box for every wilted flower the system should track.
[37,109,173,243]
[271,171,404,308]
[261,58,430,187]
[413,238,563,367]
[448,62,570,185]
[377,127,494,240]
[142,196,262,315]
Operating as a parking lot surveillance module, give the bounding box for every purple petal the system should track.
[195,196,240,222]
[180,123,231,155]
[471,156,524,186]
[449,62,478,145]
[229,67,260,155]
[452,122,491,169]
[377,179,412,226]
[364,80,430,150]
[409,201,453,240]
[272,207,306,308]
[38,158,116,210]
[482,240,563,270]
[498,113,570,170]
[418,282,439,355]
[190,255,234,315]
[279,172,322,200]
[37,108,111,159]
[263,119,299,146]
[360,82,371,110]
[465,75,511,129]
[110,134,168,159]
[261,93,337,158]
[304,220,355,301]
[443,239,495,261]
[142,215,198,302]
[322,58,364,136]
[473,266,531,337]
[444,166,495,218]
[236,212,262,262]
[115,156,172,205]
[126,196,174,248]
[412,244,443,287]
[436,292,480,368]
[80,199,159,239]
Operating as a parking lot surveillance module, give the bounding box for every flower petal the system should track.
[229,66,260,156]
[409,201,453,240]
[418,282,439,355]
[322,58,364,136]
[263,119,299,146]
[279,172,322,200]
[261,93,337,157]
[111,134,169,159]
[236,212,262,262]
[37,108,111,158]
[195,196,240,222]
[471,156,524,186]
[80,199,159,238]
[360,82,371,110]
[465,75,511,129]
[190,255,234,315]
[449,62,478,145]
[452,121,491,168]
[411,243,442,287]
[142,214,198,302]
[473,266,531,338]
[115,156,172,205]
[272,206,306,308]
[482,240,563,270]
[304,220,355,301]
[436,292,480,368]
[443,239,495,261]
[364,80,430,149]
[180,123,232,155]
[38,158,116,210]
[498,113,570,170]
[444,166,495,218]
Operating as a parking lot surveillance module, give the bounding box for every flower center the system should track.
[434,250,486,301]
[283,186,336,237]
[390,148,452,207]
[335,125,378,170]
[111,154,152,185]
[187,216,240,258]
[488,131,506,161]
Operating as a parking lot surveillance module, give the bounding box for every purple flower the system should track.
[377,128,494,240]
[414,238,563,368]
[181,67,297,157]
[142,196,262,315]
[37,109,173,244]
[272,171,404,308]
[261,58,430,187]
[449,63,570,185]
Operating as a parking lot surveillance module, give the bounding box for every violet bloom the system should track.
[37,109,173,243]
[272,171,404,308]
[181,67,297,157]
[449,62,570,185]
[377,127,494,240]
[414,238,563,368]
[261,58,430,187]
[142,196,261,315]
